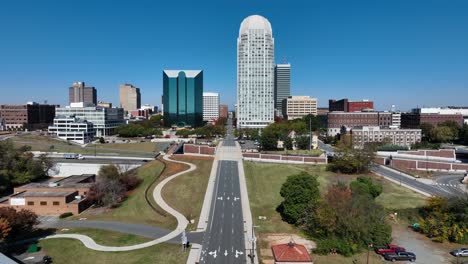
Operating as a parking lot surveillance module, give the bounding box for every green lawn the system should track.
[74,160,173,227]
[244,161,428,264]
[57,228,150,246]
[10,134,164,157]
[162,156,213,230]
[38,239,187,264]
[262,148,325,157]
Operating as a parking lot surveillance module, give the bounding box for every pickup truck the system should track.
[383,251,416,262]
[375,244,406,255]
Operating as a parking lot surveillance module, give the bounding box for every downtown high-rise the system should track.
[274,63,291,114]
[119,83,141,114]
[69,81,97,105]
[237,15,275,129]
[163,70,203,128]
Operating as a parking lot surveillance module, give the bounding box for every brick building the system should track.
[327,112,394,136]
[0,175,95,215]
[352,126,421,148]
[401,113,464,129]
[0,102,56,130]
[329,98,374,112]
[219,104,228,119]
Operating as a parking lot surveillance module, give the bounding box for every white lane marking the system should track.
[224,250,228,256]
[227,196,230,200]
[235,250,244,258]
[234,197,240,201]
[217,196,223,200]
[208,250,217,258]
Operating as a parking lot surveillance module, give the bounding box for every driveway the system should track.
[392,225,451,264]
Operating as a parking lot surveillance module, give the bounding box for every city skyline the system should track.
[1,0,468,111]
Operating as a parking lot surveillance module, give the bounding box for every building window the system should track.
[40,201,47,206]
[27,201,34,206]
[53,201,60,206]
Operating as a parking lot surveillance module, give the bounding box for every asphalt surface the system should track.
[199,121,246,263]
[372,165,456,197]
[200,160,245,263]
[434,174,468,197]
[39,219,203,244]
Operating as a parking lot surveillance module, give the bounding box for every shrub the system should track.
[59,212,73,219]
[314,237,355,256]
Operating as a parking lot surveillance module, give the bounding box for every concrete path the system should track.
[41,220,203,244]
[42,154,196,251]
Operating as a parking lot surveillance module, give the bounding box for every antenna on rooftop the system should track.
[282,56,287,64]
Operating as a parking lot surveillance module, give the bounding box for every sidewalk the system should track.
[41,154,195,251]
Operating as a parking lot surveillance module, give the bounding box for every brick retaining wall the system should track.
[183,144,216,156]
[243,153,327,164]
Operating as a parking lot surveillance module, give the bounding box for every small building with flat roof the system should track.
[0,174,95,215]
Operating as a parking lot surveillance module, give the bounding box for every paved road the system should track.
[318,140,335,155]
[433,174,467,197]
[372,165,454,197]
[199,120,246,263]
[40,220,203,244]
[200,160,245,263]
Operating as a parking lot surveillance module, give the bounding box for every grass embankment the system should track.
[10,134,166,157]
[262,149,324,156]
[244,161,428,264]
[74,155,213,230]
[74,160,171,226]
[58,228,150,246]
[38,239,187,264]
[162,155,213,230]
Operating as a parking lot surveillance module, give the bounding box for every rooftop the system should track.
[17,174,95,189]
[163,70,202,78]
[239,15,272,36]
[271,242,313,262]
[14,190,76,198]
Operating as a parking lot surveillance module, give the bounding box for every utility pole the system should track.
[309,116,312,151]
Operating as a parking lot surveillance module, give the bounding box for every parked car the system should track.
[450,248,468,257]
[383,251,416,262]
[375,244,406,255]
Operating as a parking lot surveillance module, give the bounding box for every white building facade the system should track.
[352,126,422,148]
[203,92,220,121]
[282,96,318,120]
[54,103,124,137]
[237,15,275,129]
[48,116,94,144]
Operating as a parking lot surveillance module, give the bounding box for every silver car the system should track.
[450,248,468,257]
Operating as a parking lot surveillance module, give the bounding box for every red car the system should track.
[375,244,406,255]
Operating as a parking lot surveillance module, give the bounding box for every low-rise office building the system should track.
[351,126,421,148]
[219,104,228,119]
[327,111,395,136]
[282,96,318,120]
[55,103,124,137]
[0,102,56,130]
[329,98,374,112]
[0,174,95,215]
[417,107,468,124]
[401,112,464,129]
[48,116,94,144]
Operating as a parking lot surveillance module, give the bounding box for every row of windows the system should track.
[27,201,60,206]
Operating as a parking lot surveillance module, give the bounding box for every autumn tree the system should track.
[0,207,38,241]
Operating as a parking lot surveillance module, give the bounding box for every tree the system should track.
[301,114,324,132]
[350,176,383,199]
[98,165,120,181]
[0,218,11,242]
[260,129,278,150]
[99,137,105,144]
[430,126,458,143]
[0,207,38,241]
[459,124,468,145]
[327,147,375,174]
[419,123,434,141]
[283,137,293,150]
[295,136,310,150]
[278,172,320,224]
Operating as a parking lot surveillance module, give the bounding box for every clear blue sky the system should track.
[1,0,467,111]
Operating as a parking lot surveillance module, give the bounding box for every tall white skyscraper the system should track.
[203,92,220,121]
[237,15,275,129]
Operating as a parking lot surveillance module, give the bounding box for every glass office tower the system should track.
[163,70,203,127]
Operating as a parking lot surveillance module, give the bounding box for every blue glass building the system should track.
[163,70,203,127]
